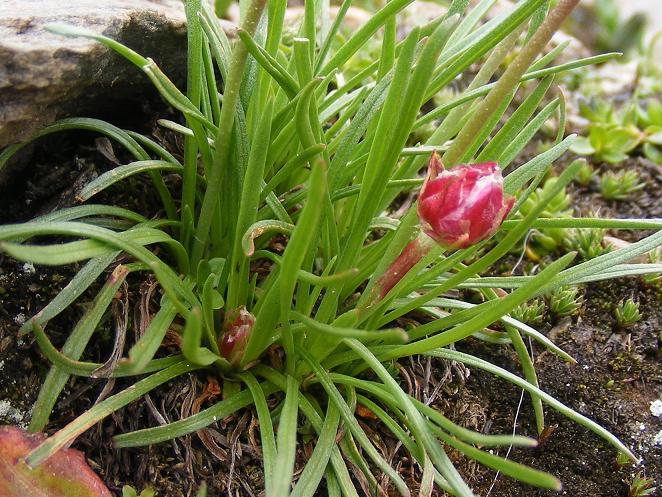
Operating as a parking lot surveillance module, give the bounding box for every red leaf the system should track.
[0,425,112,497]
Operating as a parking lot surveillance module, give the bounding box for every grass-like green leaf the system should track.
[290,311,407,343]
[297,346,412,497]
[31,320,184,377]
[28,265,128,431]
[429,349,637,461]
[27,361,199,467]
[269,376,300,497]
[343,339,474,497]
[239,373,277,490]
[77,160,182,201]
[113,382,279,448]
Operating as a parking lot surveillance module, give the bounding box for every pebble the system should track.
[13,313,26,325]
[650,399,662,418]
[21,263,35,274]
[0,400,27,429]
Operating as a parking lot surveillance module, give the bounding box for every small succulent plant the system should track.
[643,247,662,284]
[636,99,662,163]
[511,298,546,326]
[565,228,611,261]
[574,160,597,187]
[615,451,632,467]
[572,123,642,164]
[548,286,583,318]
[122,486,156,497]
[518,177,573,254]
[571,99,642,164]
[600,170,645,200]
[613,299,642,328]
[627,472,656,497]
[568,0,646,55]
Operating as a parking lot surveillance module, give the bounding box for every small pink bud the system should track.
[417,153,514,249]
[219,306,255,367]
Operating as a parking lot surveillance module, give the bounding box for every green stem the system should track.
[181,0,203,248]
[191,0,267,266]
[442,0,580,167]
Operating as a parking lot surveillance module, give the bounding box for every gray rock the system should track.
[0,0,191,153]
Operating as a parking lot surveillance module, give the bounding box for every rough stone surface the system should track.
[0,0,191,151]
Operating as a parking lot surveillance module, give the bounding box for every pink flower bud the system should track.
[219,306,255,367]
[417,153,514,249]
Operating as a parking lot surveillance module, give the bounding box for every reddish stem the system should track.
[374,235,433,300]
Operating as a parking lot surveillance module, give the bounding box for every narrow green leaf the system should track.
[269,376,300,497]
[478,76,554,162]
[31,204,147,225]
[228,101,274,309]
[27,361,199,467]
[31,320,183,377]
[28,265,128,432]
[0,222,197,313]
[240,373,277,491]
[112,383,278,448]
[261,144,326,200]
[343,340,474,497]
[252,251,358,287]
[77,160,182,201]
[498,98,561,167]
[432,426,561,489]
[543,230,662,293]
[181,307,223,366]
[297,347,411,497]
[1,228,179,266]
[327,374,537,449]
[290,311,407,343]
[382,253,575,360]
[18,253,117,336]
[418,298,574,362]
[429,349,637,461]
[290,402,341,497]
[237,28,298,99]
[319,0,415,76]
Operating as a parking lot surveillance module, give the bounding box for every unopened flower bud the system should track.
[219,306,255,367]
[417,153,514,249]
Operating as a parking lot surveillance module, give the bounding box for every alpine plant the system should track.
[0,1,658,496]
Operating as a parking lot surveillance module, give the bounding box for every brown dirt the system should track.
[449,274,662,496]
[569,156,662,241]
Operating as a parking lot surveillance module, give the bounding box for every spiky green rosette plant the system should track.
[1,0,661,495]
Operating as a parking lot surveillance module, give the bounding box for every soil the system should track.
[0,110,661,497]
[569,156,662,241]
[447,153,662,496]
[452,273,662,496]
